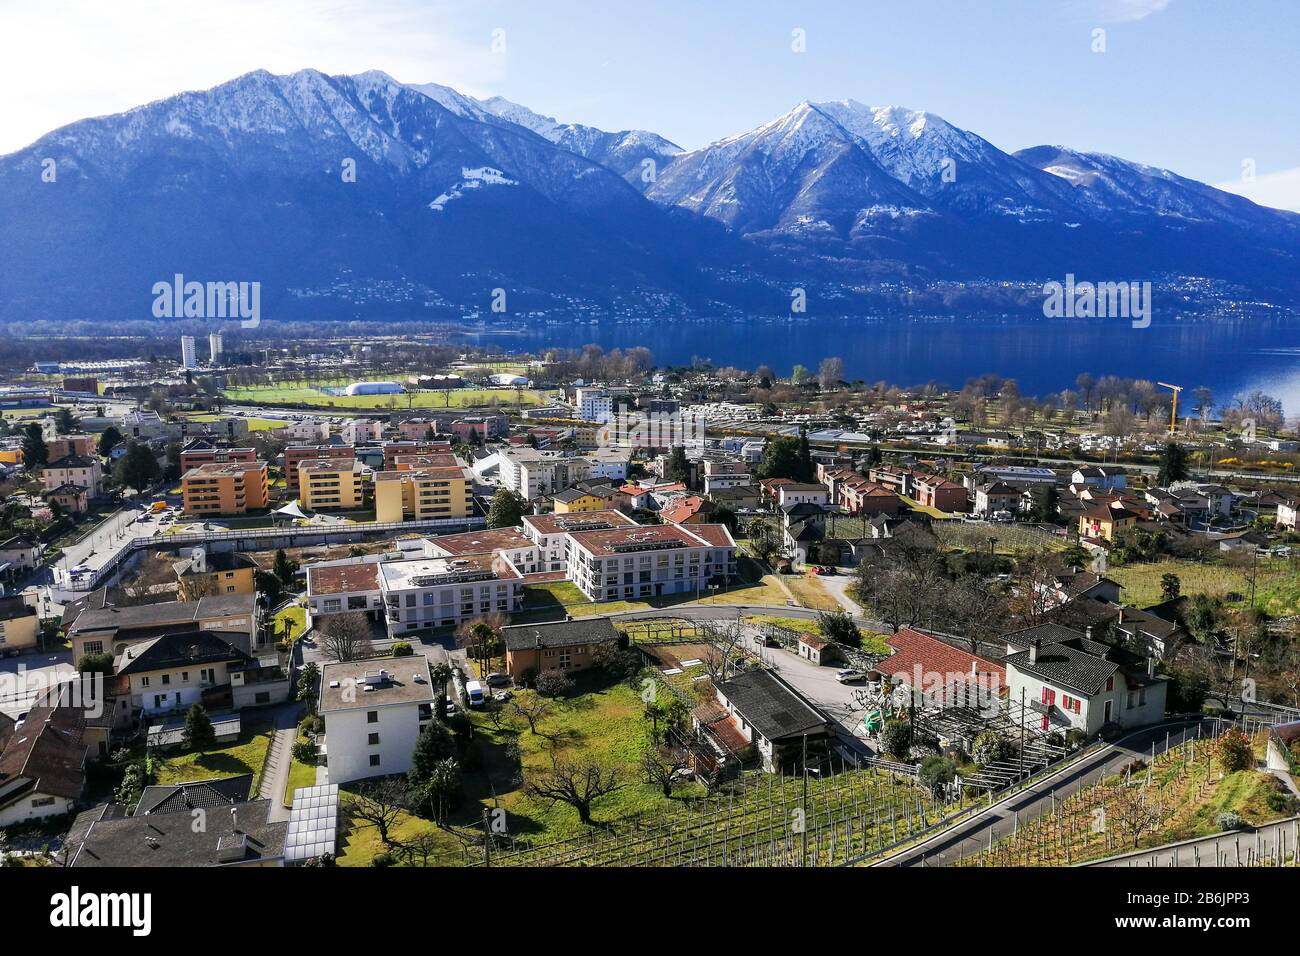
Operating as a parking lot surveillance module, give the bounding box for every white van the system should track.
[465,680,485,708]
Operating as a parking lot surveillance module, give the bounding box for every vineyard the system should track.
[481,756,953,867]
[954,725,1299,867]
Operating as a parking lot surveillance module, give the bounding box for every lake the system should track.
[456,316,1300,415]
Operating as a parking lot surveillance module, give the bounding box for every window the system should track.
[141,676,151,688]
[368,732,380,745]
[181,671,189,682]
[367,710,379,723]
[161,674,171,686]
[83,640,104,657]
[255,692,270,704]
[31,796,56,808]
[369,754,381,767]
[1105,676,1114,692]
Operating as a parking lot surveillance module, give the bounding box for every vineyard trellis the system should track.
[949,719,1293,867]
[474,750,955,867]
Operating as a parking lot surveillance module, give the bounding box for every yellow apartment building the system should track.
[299,459,367,511]
[373,465,473,522]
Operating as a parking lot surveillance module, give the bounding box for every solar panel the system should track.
[284,783,339,862]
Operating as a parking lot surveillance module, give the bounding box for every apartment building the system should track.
[373,464,473,522]
[115,631,258,717]
[42,454,104,498]
[298,459,367,512]
[566,523,737,602]
[340,418,384,444]
[45,434,98,461]
[380,554,524,634]
[181,461,269,516]
[284,444,356,492]
[318,657,435,785]
[121,409,166,440]
[382,440,452,471]
[179,440,258,472]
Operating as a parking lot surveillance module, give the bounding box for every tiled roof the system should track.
[882,627,1005,687]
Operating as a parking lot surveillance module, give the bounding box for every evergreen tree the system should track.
[407,720,457,788]
[665,445,691,484]
[796,428,813,482]
[273,548,299,585]
[113,441,161,492]
[486,488,527,528]
[20,424,47,468]
[182,704,217,753]
[97,425,123,457]
[1157,441,1190,485]
[54,407,78,434]
[757,436,801,481]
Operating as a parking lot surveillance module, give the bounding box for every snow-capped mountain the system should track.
[0,69,752,323]
[1015,144,1296,229]
[0,70,1297,324]
[472,95,682,183]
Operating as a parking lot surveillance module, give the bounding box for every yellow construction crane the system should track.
[1157,382,1182,435]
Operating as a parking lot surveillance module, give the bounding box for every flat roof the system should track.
[568,523,717,558]
[307,562,382,596]
[379,553,520,590]
[427,528,532,555]
[318,657,434,713]
[523,510,636,536]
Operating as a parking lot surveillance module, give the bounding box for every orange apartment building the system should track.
[45,434,98,461]
[181,461,270,516]
[382,441,452,471]
[179,441,259,473]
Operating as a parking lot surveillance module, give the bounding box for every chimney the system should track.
[1084,625,1093,642]
[230,806,239,833]
[1029,640,1039,664]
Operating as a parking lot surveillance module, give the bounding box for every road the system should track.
[873,717,1210,867]
[1084,814,1300,867]
[48,504,164,601]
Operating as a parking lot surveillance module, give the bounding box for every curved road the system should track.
[873,717,1212,867]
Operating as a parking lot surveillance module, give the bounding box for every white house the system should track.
[318,657,435,784]
[1002,626,1167,737]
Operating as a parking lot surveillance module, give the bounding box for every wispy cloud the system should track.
[0,0,506,154]
[1072,0,1172,23]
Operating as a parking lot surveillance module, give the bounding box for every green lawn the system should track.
[273,603,306,643]
[153,729,275,792]
[748,614,893,654]
[337,672,695,866]
[283,733,319,807]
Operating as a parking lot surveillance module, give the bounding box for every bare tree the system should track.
[641,742,691,798]
[697,619,748,683]
[1107,785,1164,849]
[510,693,553,735]
[349,778,410,847]
[118,553,180,605]
[524,758,624,825]
[320,611,374,663]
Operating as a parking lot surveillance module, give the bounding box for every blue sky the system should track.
[2,0,1297,207]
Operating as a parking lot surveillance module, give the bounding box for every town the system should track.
[0,333,1296,870]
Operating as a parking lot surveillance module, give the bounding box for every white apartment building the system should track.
[208,331,224,364]
[340,418,384,444]
[121,409,167,440]
[566,523,737,602]
[318,657,435,784]
[180,335,197,369]
[380,553,524,634]
[521,510,637,574]
[498,448,592,499]
[575,387,613,424]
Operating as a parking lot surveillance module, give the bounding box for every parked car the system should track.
[492,690,513,703]
[835,668,867,684]
[484,672,510,687]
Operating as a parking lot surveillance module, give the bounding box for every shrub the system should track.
[535,669,576,698]
[1264,789,1296,814]
[390,642,414,657]
[370,852,395,867]
[1216,727,1254,773]
[881,719,912,760]
[918,755,957,798]
[292,740,318,763]
[971,731,1010,767]
[1215,812,1246,831]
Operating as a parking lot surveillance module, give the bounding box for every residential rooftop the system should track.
[318,657,434,713]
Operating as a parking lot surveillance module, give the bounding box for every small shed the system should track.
[797,633,837,666]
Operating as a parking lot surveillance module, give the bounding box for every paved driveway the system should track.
[756,636,869,748]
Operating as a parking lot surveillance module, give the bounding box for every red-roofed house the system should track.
[877,627,1005,709]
